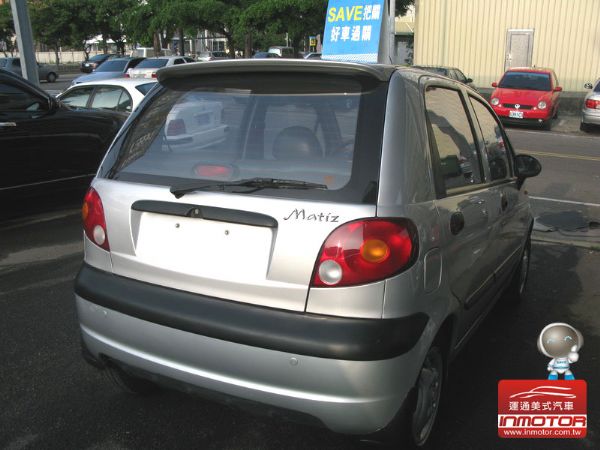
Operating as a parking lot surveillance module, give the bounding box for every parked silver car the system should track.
[0,57,58,82]
[74,60,541,446]
[580,79,600,132]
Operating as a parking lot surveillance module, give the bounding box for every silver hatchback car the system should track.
[580,79,600,132]
[75,60,541,446]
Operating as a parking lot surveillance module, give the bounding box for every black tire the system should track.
[553,108,559,119]
[580,122,591,132]
[105,364,158,395]
[506,237,531,303]
[365,346,444,449]
[542,119,552,131]
[46,72,57,83]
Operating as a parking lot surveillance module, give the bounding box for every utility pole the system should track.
[10,0,39,85]
[389,0,396,64]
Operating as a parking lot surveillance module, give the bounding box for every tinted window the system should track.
[594,81,600,93]
[12,59,20,67]
[0,59,6,67]
[89,54,109,62]
[136,59,169,69]
[101,73,387,203]
[0,82,45,111]
[96,60,128,72]
[135,83,156,95]
[454,69,467,82]
[425,87,482,190]
[90,86,131,112]
[60,86,94,107]
[499,72,551,91]
[470,97,511,181]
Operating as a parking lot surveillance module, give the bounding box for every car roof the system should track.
[413,65,456,70]
[65,78,157,89]
[158,59,397,83]
[505,67,554,74]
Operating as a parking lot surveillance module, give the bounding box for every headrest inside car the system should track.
[273,126,323,160]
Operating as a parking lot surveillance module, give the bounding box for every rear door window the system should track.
[90,86,132,112]
[469,97,512,181]
[425,86,483,191]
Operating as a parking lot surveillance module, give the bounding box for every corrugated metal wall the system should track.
[414,0,600,91]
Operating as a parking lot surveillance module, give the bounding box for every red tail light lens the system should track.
[151,72,158,78]
[124,72,130,78]
[585,99,600,110]
[82,187,109,250]
[167,119,186,136]
[194,164,233,178]
[311,219,417,287]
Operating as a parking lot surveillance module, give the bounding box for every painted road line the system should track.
[521,150,600,162]
[530,196,600,208]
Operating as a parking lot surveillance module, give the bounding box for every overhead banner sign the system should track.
[322,0,385,63]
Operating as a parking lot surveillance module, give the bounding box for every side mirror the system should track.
[515,154,541,184]
[584,83,593,89]
[491,82,498,88]
[48,95,59,111]
[465,78,473,84]
[554,86,563,92]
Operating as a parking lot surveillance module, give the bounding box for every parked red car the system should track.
[489,68,562,130]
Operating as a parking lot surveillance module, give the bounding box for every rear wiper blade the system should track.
[170,177,328,198]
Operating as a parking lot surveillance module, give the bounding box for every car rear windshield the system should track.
[90,54,108,62]
[0,59,6,68]
[136,59,169,69]
[100,72,388,203]
[96,60,128,72]
[499,72,551,91]
[595,82,600,93]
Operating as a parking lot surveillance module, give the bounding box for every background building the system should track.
[414,0,600,92]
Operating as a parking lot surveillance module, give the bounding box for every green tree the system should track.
[30,0,74,67]
[95,0,136,54]
[0,3,16,57]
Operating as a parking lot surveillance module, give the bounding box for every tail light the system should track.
[82,187,109,250]
[194,164,233,178]
[167,119,186,136]
[311,219,418,287]
[124,72,130,78]
[585,99,600,110]
[151,72,158,78]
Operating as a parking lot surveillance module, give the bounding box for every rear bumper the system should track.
[75,264,429,433]
[74,264,427,361]
[582,109,600,125]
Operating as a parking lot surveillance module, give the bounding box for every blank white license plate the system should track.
[509,110,524,119]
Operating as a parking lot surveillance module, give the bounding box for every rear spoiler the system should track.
[157,59,396,83]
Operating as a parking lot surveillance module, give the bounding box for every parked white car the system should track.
[127,56,194,79]
[58,78,157,114]
[581,79,600,132]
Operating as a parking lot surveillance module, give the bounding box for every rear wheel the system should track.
[46,72,57,83]
[410,346,444,448]
[580,122,591,132]
[105,364,158,395]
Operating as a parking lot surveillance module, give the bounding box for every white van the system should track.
[268,46,295,58]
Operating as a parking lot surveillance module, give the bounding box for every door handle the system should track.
[501,194,508,212]
[0,122,17,127]
[450,211,465,235]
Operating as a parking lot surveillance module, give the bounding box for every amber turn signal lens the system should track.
[82,202,89,221]
[360,239,390,263]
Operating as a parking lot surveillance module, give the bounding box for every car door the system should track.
[468,95,529,286]
[424,81,500,342]
[0,75,53,189]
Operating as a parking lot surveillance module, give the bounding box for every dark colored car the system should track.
[72,57,145,85]
[0,69,126,200]
[412,65,476,90]
[80,53,117,73]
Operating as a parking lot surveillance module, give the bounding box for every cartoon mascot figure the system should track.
[538,323,584,380]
